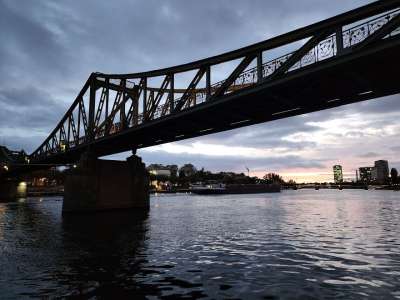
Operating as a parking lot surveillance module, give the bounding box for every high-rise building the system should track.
[333,165,343,183]
[371,167,378,182]
[359,167,374,183]
[374,160,389,184]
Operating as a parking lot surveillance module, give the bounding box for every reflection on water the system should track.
[0,190,400,299]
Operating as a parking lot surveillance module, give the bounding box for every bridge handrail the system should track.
[134,7,400,122]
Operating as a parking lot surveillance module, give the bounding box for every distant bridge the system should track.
[11,1,400,168]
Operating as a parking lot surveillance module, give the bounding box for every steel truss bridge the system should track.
[24,0,400,165]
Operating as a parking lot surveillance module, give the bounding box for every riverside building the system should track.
[373,160,389,184]
[359,167,374,183]
[333,165,343,184]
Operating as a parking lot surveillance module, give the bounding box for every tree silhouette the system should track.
[263,173,285,184]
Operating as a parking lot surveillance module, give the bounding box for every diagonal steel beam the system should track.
[96,85,139,136]
[146,75,171,120]
[94,87,108,127]
[210,54,256,99]
[160,100,171,117]
[268,30,333,79]
[69,114,78,144]
[161,74,174,117]
[103,80,125,135]
[173,68,206,113]
[79,98,88,135]
[147,90,154,110]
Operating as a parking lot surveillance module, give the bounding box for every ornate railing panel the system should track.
[343,8,400,47]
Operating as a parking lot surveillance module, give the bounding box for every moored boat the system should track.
[190,183,281,195]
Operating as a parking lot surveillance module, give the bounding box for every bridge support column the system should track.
[0,179,27,201]
[63,152,149,213]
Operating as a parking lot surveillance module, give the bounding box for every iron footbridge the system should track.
[26,0,400,165]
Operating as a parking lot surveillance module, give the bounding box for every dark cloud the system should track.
[137,150,326,173]
[358,152,379,158]
[0,135,46,153]
[173,116,319,150]
[0,85,66,130]
[390,146,400,152]
[0,1,75,82]
[0,85,56,108]
[392,162,400,168]
[350,95,400,115]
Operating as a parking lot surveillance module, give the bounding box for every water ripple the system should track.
[0,190,400,299]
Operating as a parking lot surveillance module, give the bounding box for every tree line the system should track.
[150,168,288,188]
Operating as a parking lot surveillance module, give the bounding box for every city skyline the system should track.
[1,0,400,182]
[130,159,398,184]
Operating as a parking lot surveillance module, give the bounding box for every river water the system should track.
[0,190,399,299]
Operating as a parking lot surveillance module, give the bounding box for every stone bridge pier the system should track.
[63,151,150,213]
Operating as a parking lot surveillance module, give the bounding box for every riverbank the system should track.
[27,186,64,197]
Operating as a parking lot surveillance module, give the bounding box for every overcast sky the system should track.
[1,0,399,182]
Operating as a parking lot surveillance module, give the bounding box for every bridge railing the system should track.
[123,7,400,126]
[30,1,400,161]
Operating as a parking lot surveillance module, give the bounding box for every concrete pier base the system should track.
[0,179,27,201]
[63,153,149,213]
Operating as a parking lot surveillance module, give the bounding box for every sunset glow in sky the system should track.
[0,0,399,182]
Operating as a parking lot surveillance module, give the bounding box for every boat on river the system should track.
[190,183,281,195]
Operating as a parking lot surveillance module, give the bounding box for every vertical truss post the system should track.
[169,73,174,112]
[120,79,126,129]
[105,78,109,121]
[77,101,81,144]
[192,91,196,106]
[143,77,147,118]
[88,74,97,141]
[133,88,139,126]
[257,52,263,82]
[67,117,71,146]
[206,66,211,100]
[336,26,344,55]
